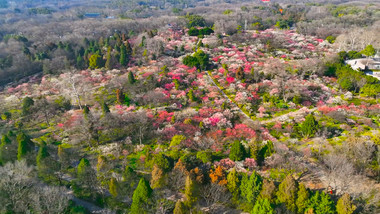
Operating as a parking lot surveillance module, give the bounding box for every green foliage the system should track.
[229,141,246,161]
[185,14,206,28]
[258,141,274,161]
[128,71,136,84]
[172,8,182,14]
[196,150,213,164]
[226,168,239,198]
[101,102,110,115]
[36,143,49,168]
[182,50,210,70]
[223,9,233,15]
[109,177,118,197]
[258,180,276,203]
[296,183,310,214]
[336,193,356,214]
[187,89,195,101]
[17,133,33,160]
[188,27,199,36]
[240,171,263,204]
[105,46,112,69]
[361,45,376,57]
[275,19,293,29]
[77,158,91,177]
[130,178,153,214]
[89,53,103,69]
[173,200,188,214]
[170,135,186,147]
[154,153,173,172]
[276,175,298,212]
[22,96,34,116]
[300,114,319,138]
[360,84,380,98]
[325,36,336,44]
[184,176,197,208]
[307,191,336,214]
[251,199,274,214]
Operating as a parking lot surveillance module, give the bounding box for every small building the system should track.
[345,58,380,71]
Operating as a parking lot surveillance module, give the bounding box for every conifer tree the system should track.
[229,141,247,161]
[227,168,239,199]
[251,198,274,214]
[240,171,262,203]
[76,55,84,69]
[17,133,33,160]
[109,177,118,197]
[306,191,335,214]
[0,134,12,165]
[36,143,49,168]
[259,179,276,203]
[276,174,298,213]
[296,183,310,214]
[105,46,112,69]
[337,193,356,214]
[77,158,91,178]
[300,114,319,138]
[22,96,34,116]
[128,71,136,84]
[83,105,90,119]
[130,178,153,214]
[184,176,197,208]
[151,165,164,189]
[173,200,188,214]
[120,44,127,66]
[102,102,110,116]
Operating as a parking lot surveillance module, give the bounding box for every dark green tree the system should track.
[17,133,33,160]
[229,141,246,161]
[101,102,110,116]
[105,46,112,69]
[22,96,34,115]
[128,71,136,84]
[120,44,128,66]
[300,114,319,138]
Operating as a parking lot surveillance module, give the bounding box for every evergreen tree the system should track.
[150,165,164,189]
[89,53,103,69]
[77,158,91,178]
[130,178,153,214]
[109,177,118,197]
[105,46,112,69]
[227,168,239,199]
[251,199,274,214]
[0,134,12,164]
[187,89,195,102]
[258,179,276,203]
[173,200,188,214]
[300,114,319,138]
[101,102,110,116]
[22,96,34,116]
[336,193,356,214]
[128,71,136,84]
[307,191,335,214]
[296,183,310,214]
[240,171,262,203]
[36,143,49,168]
[184,176,197,208]
[120,44,127,66]
[276,174,298,213]
[83,105,90,119]
[76,55,85,69]
[229,141,246,161]
[17,133,33,160]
